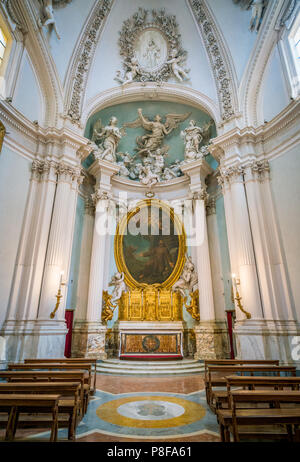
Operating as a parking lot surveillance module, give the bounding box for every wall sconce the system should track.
[232,273,251,319]
[50,271,66,319]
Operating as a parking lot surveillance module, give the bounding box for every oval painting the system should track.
[117,201,185,287]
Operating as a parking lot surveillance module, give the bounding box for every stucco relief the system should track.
[115,8,190,84]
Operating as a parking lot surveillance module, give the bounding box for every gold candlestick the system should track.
[232,274,251,319]
[50,272,66,319]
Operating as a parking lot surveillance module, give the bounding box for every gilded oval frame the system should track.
[115,199,186,289]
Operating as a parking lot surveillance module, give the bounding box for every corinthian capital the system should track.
[91,188,113,206]
[248,160,270,182]
[219,164,244,185]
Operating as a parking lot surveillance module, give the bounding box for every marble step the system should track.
[96,359,204,376]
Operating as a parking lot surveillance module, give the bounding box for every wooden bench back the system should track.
[230,390,300,405]
[8,363,92,390]
[0,371,86,412]
[24,359,97,390]
[204,359,280,380]
[208,365,296,377]
[226,375,300,391]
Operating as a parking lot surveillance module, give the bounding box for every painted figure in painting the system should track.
[122,207,180,285]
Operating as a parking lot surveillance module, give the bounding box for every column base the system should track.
[72,321,107,360]
[0,319,68,364]
[194,321,230,360]
[234,319,300,368]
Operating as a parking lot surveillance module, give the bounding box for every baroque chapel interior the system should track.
[0,0,299,445]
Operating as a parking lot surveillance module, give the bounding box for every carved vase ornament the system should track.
[115,8,190,84]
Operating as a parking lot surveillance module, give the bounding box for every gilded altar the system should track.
[118,287,183,322]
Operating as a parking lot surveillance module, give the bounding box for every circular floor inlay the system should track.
[96,396,206,428]
[117,400,185,421]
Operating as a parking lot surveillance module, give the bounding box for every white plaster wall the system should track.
[0,146,31,328]
[270,145,300,319]
[260,45,290,124]
[207,0,256,83]
[85,0,218,103]
[13,51,42,123]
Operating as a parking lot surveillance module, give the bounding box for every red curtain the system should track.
[226,310,235,359]
[64,310,74,358]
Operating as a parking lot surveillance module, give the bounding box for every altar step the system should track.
[96,358,204,376]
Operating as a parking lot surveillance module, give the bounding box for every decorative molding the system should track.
[188,0,237,120]
[82,83,220,128]
[66,0,113,122]
[31,158,84,184]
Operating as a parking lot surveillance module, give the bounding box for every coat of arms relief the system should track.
[115,8,190,85]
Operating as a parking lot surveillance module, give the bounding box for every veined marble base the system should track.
[72,321,107,360]
[234,319,300,368]
[0,319,68,364]
[194,321,229,360]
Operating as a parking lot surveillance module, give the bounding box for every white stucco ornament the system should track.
[172,255,198,298]
[115,8,190,84]
[181,119,213,162]
[92,117,125,163]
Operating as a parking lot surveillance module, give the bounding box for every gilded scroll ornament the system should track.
[102,290,117,323]
[185,290,200,321]
[0,122,6,154]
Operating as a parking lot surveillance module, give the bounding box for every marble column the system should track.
[76,159,119,359]
[221,165,263,321]
[1,160,58,362]
[181,160,227,359]
[72,198,95,357]
[240,161,300,366]
[35,163,83,358]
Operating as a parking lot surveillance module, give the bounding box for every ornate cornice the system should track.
[188,0,237,120]
[66,0,113,122]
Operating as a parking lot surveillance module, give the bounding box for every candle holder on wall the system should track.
[232,274,251,319]
[50,272,66,319]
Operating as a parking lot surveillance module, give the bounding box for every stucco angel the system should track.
[172,255,198,298]
[124,108,191,157]
[181,119,213,162]
[115,57,140,85]
[92,117,125,163]
[139,164,159,188]
[38,0,68,40]
[150,146,169,175]
[166,49,190,82]
[108,272,127,305]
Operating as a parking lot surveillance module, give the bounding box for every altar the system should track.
[119,322,183,360]
[101,199,198,360]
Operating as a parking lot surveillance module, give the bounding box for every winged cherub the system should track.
[124,108,191,157]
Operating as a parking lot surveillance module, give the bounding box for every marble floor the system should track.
[0,373,221,442]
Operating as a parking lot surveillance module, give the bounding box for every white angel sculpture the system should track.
[115,57,140,85]
[38,0,63,40]
[124,108,191,157]
[108,272,127,304]
[166,49,190,82]
[181,119,213,162]
[172,255,198,298]
[92,117,125,163]
[139,164,160,188]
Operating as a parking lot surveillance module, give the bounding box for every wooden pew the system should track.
[8,364,92,412]
[0,382,80,440]
[204,360,280,403]
[206,365,296,411]
[24,358,98,395]
[0,394,60,442]
[217,390,300,442]
[0,371,87,417]
[212,375,300,411]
